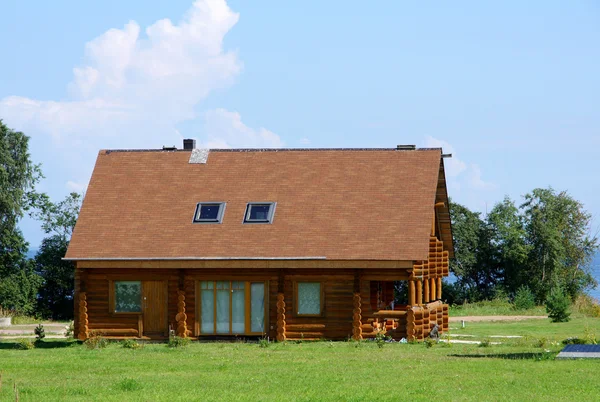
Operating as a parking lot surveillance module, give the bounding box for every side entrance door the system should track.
[142,281,168,337]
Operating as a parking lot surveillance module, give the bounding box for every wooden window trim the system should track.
[294,281,324,317]
[109,280,142,315]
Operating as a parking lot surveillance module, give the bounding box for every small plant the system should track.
[546,286,571,323]
[0,306,14,318]
[121,339,141,349]
[424,338,436,348]
[513,286,536,310]
[583,325,598,345]
[561,337,586,345]
[65,322,74,339]
[534,337,547,348]
[15,338,34,350]
[258,336,270,348]
[479,338,491,348]
[374,329,389,349]
[167,335,190,348]
[34,323,46,343]
[84,332,108,350]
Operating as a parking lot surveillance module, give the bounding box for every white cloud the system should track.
[299,137,311,145]
[0,0,243,146]
[202,108,283,148]
[0,0,282,215]
[423,136,495,213]
[66,180,88,193]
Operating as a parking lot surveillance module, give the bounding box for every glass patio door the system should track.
[199,281,265,335]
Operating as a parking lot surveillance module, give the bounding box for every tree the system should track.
[449,201,499,301]
[521,188,598,302]
[35,193,82,319]
[486,197,530,294]
[0,120,47,314]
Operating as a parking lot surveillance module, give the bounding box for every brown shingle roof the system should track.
[65,148,448,261]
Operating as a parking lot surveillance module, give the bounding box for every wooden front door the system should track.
[142,281,168,336]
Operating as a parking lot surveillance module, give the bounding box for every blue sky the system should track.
[1,0,599,248]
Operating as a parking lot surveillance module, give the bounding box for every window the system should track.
[198,280,266,335]
[114,281,142,313]
[244,202,276,224]
[296,282,322,316]
[193,202,226,223]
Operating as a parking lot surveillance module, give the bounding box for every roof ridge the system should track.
[103,147,443,153]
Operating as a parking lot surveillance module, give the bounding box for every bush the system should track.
[258,337,269,348]
[84,333,108,350]
[167,336,190,348]
[479,338,491,348]
[121,339,141,349]
[562,337,586,345]
[546,287,571,323]
[15,338,34,350]
[513,286,536,310]
[424,338,436,348]
[34,323,45,341]
[573,294,600,318]
[374,330,389,349]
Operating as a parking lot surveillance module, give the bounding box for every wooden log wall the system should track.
[410,236,450,305]
[406,301,449,341]
[75,267,414,341]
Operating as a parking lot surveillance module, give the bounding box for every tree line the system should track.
[1,120,81,319]
[447,192,598,305]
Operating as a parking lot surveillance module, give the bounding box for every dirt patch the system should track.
[449,315,547,322]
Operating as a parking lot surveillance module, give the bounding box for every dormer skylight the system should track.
[193,202,226,224]
[244,202,276,224]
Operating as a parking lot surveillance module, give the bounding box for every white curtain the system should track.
[251,283,265,333]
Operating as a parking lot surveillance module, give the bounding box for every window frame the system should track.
[195,280,269,336]
[109,280,142,315]
[294,281,324,317]
[192,202,226,224]
[243,202,276,224]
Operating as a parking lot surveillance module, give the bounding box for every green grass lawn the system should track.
[1,316,599,401]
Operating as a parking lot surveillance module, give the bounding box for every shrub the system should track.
[534,337,547,348]
[84,333,108,350]
[513,286,536,310]
[167,336,190,348]
[65,322,74,339]
[562,337,586,345]
[374,330,389,349]
[423,338,436,348]
[258,337,269,348]
[546,287,571,323]
[573,294,600,318]
[121,339,141,349]
[15,338,34,350]
[34,323,45,342]
[479,338,491,348]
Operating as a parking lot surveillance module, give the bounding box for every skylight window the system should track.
[193,203,226,224]
[244,202,276,224]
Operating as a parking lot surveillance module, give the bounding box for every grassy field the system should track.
[1,316,599,401]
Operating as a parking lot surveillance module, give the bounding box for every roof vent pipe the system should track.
[183,139,196,150]
[397,145,416,150]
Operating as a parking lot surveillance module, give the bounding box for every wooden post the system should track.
[407,308,416,342]
[416,280,423,305]
[352,293,362,341]
[78,292,88,341]
[176,290,188,338]
[352,270,362,340]
[430,278,436,301]
[409,280,416,306]
[424,279,430,303]
[276,270,286,342]
[276,293,286,342]
[437,277,442,300]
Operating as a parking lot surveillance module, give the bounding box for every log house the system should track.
[65,142,453,341]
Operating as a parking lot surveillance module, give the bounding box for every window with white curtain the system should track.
[296,282,322,315]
